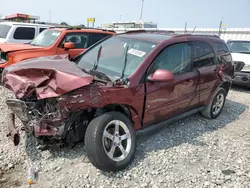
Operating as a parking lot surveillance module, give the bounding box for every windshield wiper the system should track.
[119,45,130,80]
[92,45,102,70]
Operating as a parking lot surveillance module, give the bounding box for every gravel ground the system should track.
[0,85,250,188]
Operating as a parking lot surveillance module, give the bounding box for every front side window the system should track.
[77,36,157,78]
[149,43,192,75]
[30,29,61,47]
[13,27,35,40]
[227,41,250,53]
[60,33,89,49]
[0,24,11,38]
[192,41,216,68]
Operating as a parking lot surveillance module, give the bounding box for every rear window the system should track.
[13,27,35,40]
[0,24,11,38]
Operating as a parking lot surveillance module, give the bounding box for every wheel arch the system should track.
[219,81,231,96]
[102,104,133,120]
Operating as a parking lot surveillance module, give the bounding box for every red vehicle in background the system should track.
[0,27,115,74]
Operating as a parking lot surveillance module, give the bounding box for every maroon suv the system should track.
[2,30,234,172]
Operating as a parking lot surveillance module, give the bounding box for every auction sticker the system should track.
[128,48,146,57]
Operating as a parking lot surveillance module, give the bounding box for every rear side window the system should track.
[0,24,11,38]
[214,42,229,53]
[39,28,47,33]
[192,41,216,68]
[13,27,35,40]
[90,33,111,46]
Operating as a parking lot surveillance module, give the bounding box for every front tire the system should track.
[84,111,136,172]
[201,87,226,119]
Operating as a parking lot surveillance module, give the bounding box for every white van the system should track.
[0,22,52,43]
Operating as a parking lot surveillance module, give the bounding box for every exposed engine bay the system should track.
[6,86,102,147]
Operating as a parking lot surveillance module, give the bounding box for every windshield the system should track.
[77,36,157,78]
[227,41,250,53]
[0,24,11,38]
[30,29,61,47]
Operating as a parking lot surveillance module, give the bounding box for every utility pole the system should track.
[218,17,223,37]
[184,22,187,33]
[140,0,144,21]
[49,10,51,23]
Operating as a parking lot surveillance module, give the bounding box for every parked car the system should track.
[2,30,234,172]
[0,21,52,43]
[227,39,250,88]
[0,27,115,74]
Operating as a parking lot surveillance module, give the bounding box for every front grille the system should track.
[0,51,7,62]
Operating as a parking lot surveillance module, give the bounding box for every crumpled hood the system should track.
[0,43,42,53]
[2,55,94,99]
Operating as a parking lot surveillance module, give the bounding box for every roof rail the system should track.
[125,29,175,34]
[81,27,116,33]
[174,33,220,38]
[66,27,116,33]
[48,26,68,29]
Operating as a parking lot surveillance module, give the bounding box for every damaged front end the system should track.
[6,95,92,147]
[2,57,97,147]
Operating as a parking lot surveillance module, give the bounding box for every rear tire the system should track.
[201,88,226,119]
[84,111,136,172]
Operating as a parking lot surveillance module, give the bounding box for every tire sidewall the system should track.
[210,88,226,119]
[87,112,136,171]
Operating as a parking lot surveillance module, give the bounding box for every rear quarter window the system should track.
[13,27,35,40]
[214,42,230,53]
[0,24,11,38]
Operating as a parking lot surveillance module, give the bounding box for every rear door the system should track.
[57,32,90,58]
[191,41,220,106]
[143,42,200,126]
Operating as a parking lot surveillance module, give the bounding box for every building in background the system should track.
[3,13,40,23]
[102,20,157,29]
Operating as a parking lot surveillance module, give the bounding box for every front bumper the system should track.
[232,71,250,87]
[6,99,34,146]
[6,99,31,122]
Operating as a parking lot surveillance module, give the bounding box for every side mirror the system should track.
[64,42,75,50]
[148,69,175,82]
[234,61,245,72]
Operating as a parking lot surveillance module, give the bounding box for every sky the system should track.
[0,0,250,28]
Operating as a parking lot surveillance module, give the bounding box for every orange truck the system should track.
[0,27,115,73]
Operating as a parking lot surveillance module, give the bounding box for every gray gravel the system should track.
[0,85,250,188]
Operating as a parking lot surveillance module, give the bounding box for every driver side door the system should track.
[143,42,200,126]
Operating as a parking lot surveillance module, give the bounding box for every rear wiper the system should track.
[92,45,102,70]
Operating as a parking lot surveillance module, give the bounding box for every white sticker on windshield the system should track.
[128,48,146,57]
[51,32,60,36]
